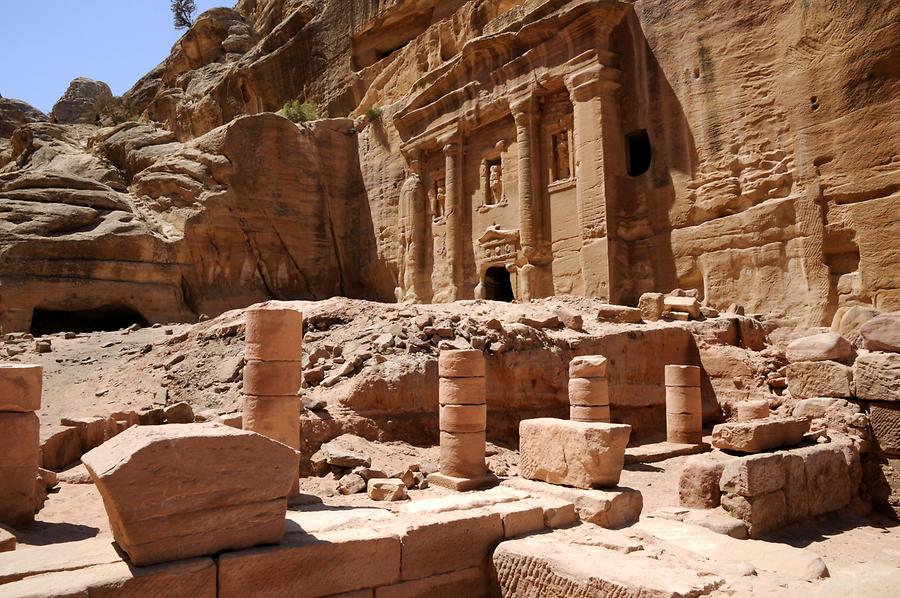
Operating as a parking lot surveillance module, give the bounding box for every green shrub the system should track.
[283,100,318,123]
[365,106,383,121]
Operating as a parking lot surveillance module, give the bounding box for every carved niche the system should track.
[476,225,520,266]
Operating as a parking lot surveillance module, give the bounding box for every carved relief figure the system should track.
[553,130,571,181]
[432,179,446,219]
[489,163,502,205]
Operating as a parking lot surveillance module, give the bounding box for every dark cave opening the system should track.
[626,129,652,177]
[30,305,149,335]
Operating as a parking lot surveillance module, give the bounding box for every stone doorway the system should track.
[484,267,514,302]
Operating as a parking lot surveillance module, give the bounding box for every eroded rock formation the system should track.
[1,0,898,333]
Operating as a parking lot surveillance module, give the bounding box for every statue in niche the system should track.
[431,179,446,219]
[554,131,571,181]
[489,163,502,205]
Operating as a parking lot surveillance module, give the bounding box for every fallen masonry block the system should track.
[854,352,900,402]
[711,417,810,453]
[502,478,642,529]
[663,296,701,319]
[786,332,856,364]
[218,527,400,598]
[81,423,299,566]
[519,418,630,489]
[368,478,408,501]
[860,313,900,352]
[720,490,787,538]
[493,528,724,597]
[679,451,734,509]
[39,425,81,470]
[785,360,853,399]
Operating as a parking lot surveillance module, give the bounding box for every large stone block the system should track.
[786,332,856,364]
[780,452,809,522]
[795,444,852,516]
[40,425,82,470]
[0,364,42,412]
[81,423,299,566]
[218,527,400,598]
[785,360,853,399]
[60,416,108,453]
[869,402,900,455]
[519,419,631,489]
[0,557,216,598]
[493,529,723,598]
[502,478,642,529]
[855,352,900,402]
[375,567,486,598]
[398,510,503,580]
[664,296,701,319]
[0,466,41,526]
[719,453,785,497]
[721,491,787,538]
[860,313,900,353]
[711,418,810,453]
[0,412,39,467]
[638,292,665,322]
[678,452,733,509]
[243,308,302,362]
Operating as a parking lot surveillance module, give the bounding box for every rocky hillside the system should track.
[1,0,898,332]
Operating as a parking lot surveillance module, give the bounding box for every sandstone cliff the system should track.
[1,0,898,331]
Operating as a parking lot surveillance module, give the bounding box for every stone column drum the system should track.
[569,355,610,423]
[665,365,702,444]
[243,308,302,491]
[0,364,44,526]
[430,349,496,491]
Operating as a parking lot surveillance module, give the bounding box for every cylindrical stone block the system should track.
[0,413,40,467]
[439,376,486,406]
[570,405,611,423]
[0,364,42,412]
[665,365,701,387]
[665,386,701,414]
[440,404,487,433]
[243,360,301,397]
[244,309,303,362]
[666,412,703,444]
[569,355,608,378]
[439,431,487,479]
[568,377,609,407]
[242,395,300,449]
[438,350,485,378]
[738,400,770,422]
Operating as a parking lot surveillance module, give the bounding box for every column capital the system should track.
[440,138,460,156]
[565,65,621,102]
[509,93,536,122]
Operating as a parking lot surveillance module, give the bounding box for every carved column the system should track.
[443,140,463,298]
[511,96,550,301]
[566,64,623,303]
[399,150,429,302]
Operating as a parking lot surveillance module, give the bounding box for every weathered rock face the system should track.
[0,97,48,139]
[50,78,114,125]
[0,114,392,331]
[2,0,899,328]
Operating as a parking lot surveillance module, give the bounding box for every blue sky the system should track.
[0,1,226,113]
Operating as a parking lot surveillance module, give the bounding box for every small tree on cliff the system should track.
[171,0,197,29]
